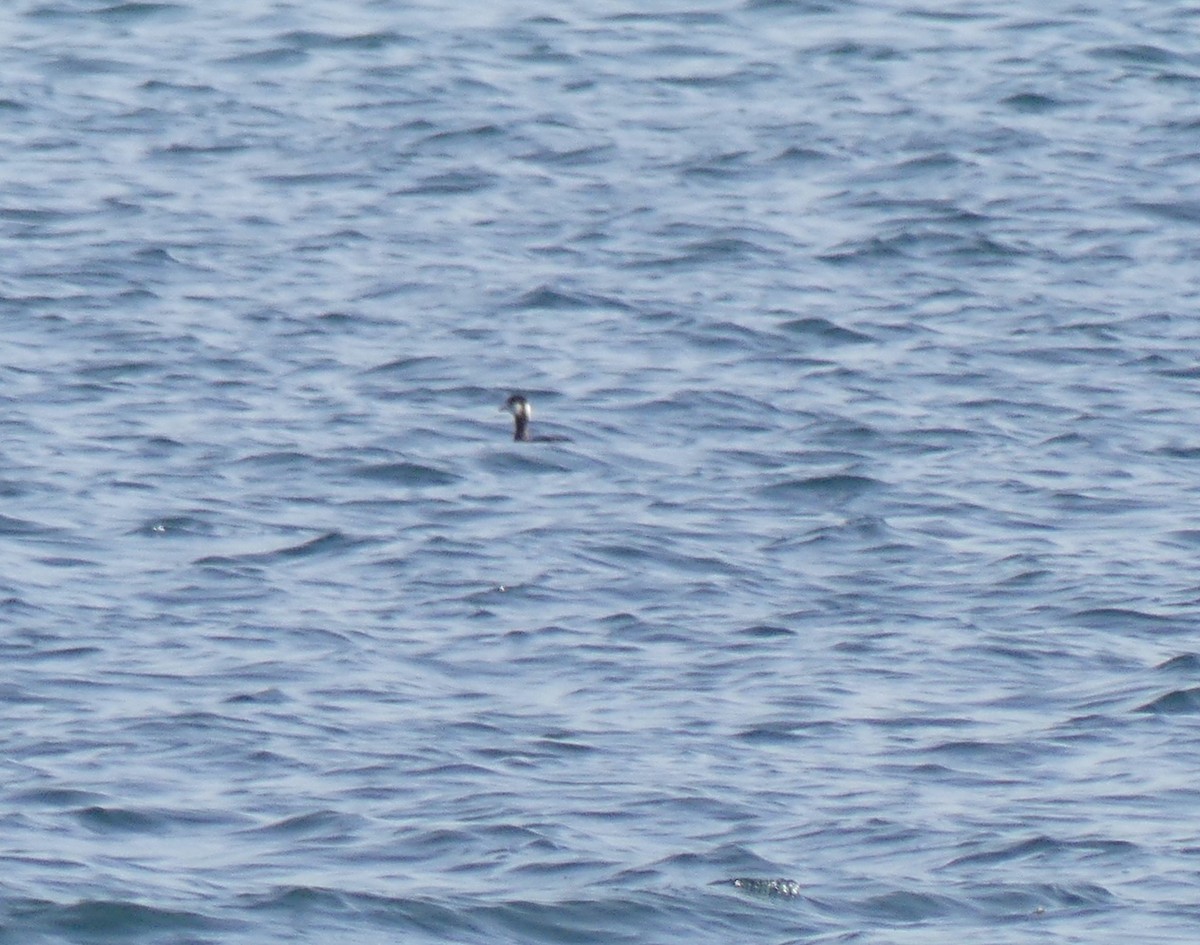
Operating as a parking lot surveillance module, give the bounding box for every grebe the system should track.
[501,393,571,442]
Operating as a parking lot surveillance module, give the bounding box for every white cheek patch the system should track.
[504,397,532,420]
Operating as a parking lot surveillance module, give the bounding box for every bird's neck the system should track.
[513,415,530,441]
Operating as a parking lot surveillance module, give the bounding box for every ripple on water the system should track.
[10,899,235,940]
[351,462,461,486]
[2,0,1200,942]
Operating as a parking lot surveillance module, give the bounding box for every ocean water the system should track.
[4,0,1200,942]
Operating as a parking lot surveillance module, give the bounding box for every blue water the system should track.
[4,1,1200,942]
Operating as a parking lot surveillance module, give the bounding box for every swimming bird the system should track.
[500,393,571,442]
